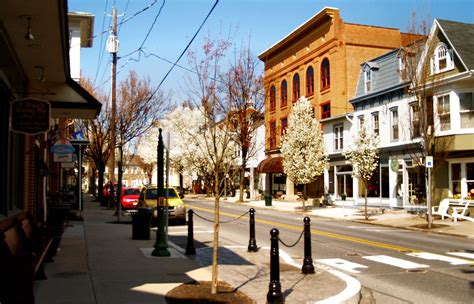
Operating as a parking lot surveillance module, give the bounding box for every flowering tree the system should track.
[281,97,328,210]
[343,119,379,220]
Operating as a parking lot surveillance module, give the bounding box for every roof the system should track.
[436,19,474,70]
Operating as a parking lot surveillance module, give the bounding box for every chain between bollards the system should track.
[267,228,283,304]
[248,208,258,252]
[301,216,315,274]
[185,209,196,255]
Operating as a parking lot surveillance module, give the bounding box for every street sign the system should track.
[426,156,433,168]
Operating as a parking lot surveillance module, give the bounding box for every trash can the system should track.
[131,207,152,240]
[265,193,272,206]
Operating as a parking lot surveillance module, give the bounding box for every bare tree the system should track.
[222,43,265,202]
[78,77,111,204]
[401,12,451,228]
[185,35,235,294]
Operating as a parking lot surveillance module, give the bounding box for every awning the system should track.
[256,157,284,174]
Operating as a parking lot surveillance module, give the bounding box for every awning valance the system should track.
[256,157,283,174]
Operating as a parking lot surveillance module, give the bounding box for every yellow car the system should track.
[138,186,186,224]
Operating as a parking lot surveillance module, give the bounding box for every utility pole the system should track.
[107,7,119,210]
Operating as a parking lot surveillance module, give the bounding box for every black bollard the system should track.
[267,228,283,304]
[185,209,196,255]
[248,208,258,252]
[301,217,315,274]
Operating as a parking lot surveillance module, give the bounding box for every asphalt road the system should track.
[177,198,474,304]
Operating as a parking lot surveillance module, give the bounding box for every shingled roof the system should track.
[437,19,474,70]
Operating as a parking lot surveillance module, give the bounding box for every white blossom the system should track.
[281,97,328,185]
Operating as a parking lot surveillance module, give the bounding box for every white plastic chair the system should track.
[432,199,452,220]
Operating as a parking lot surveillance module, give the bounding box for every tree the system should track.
[280,97,328,210]
[78,77,111,204]
[400,12,450,228]
[343,118,379,220]
[222,44,265,202]
[184,35,236,294]
[115,70,170,219]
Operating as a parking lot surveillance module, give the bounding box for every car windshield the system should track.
[146,188,178,199]
[124,189,140,196]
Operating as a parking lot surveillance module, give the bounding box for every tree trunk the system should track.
[97,165,105,203]
[211,173,220,294]
[303,184,307,211]
[364,182,368,220]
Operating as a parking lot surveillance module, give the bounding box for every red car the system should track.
[120,187,141,210]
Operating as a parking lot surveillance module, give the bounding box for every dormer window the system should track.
[364,69,372,93]
[431,42,454,74]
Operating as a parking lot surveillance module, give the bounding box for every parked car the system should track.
[138,186,186,224]
[120,187,140,210]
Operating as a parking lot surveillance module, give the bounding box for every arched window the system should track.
[269,85,276,111]
[431,42,454,74]
[280,80,287,107]
[321,58,330,90]
[292,73,300,102]
[306,66,314,96]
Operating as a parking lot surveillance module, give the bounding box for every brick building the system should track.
[257,7,423,199]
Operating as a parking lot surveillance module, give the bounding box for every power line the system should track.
[93,0,110,84]
[156,0,219,90]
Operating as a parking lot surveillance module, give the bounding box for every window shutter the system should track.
[448,49,454,69]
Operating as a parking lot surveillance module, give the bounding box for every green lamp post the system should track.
[152,128,170,257]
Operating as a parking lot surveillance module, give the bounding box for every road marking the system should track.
[316,258,368,274]
[407,252,473,265]
[363,255,429,269]
[187,204,419,253]
[446,252,474,259]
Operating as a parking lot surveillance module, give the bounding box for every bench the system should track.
[0,212,53,303]
[452,201,474,222]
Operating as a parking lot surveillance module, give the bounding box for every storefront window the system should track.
[466,163,474,199]
[451,163,461,197]
[381,166,389,198]
[328,166,334,194]
[407,161,426,204]
[336,165,353,198]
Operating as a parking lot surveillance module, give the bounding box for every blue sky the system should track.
[68,0,474,103]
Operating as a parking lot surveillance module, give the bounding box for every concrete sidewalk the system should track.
[34,194,358,304]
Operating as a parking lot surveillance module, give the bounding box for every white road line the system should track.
[363,255,429,269]
[407,252,473,265]
[446,252,474,260]
[316,258,368,274]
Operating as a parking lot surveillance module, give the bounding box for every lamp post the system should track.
[152,129,170,257]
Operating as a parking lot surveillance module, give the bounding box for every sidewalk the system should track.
[193,194,473,239]
[34,194,358,304]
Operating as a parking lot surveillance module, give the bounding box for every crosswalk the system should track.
[316,251,474,274]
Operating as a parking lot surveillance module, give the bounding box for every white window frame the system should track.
[390,107,399,141]
[409,102,421,138]
[334,124,343,151]
[431,43,454,75]
[364,69,372,93]
[358,115,365,130]
[436,94,451,131]
[449,159,474,199]
[459,92,474,129]
[371,112,379,135]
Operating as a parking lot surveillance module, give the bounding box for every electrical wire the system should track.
[93,0,110,84]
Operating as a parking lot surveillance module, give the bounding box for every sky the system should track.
[68,0,474,104]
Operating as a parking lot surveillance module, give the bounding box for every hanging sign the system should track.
[50,139,75,155]
[11,98,50,135]
[390,157,399,172]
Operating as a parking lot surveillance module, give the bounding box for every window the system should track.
[306,66,314,96]
[269,85,276,111]
[371,112,379,135]
[358,115,365,130]
[280,117,288,136]
[431,43,454,74]
[437,94,450,131]
[364,69,372,93]
[467,163,474,199]
[410,103,421,138]
[280,80,288,107]
[321,58,330,90]
[334,124,343,151]
[321,103,331,119]
[460,92,474,128]
[390,107,399,141]
[451,163,461,197]
[269,121,276,149]
[292,73,300,102]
